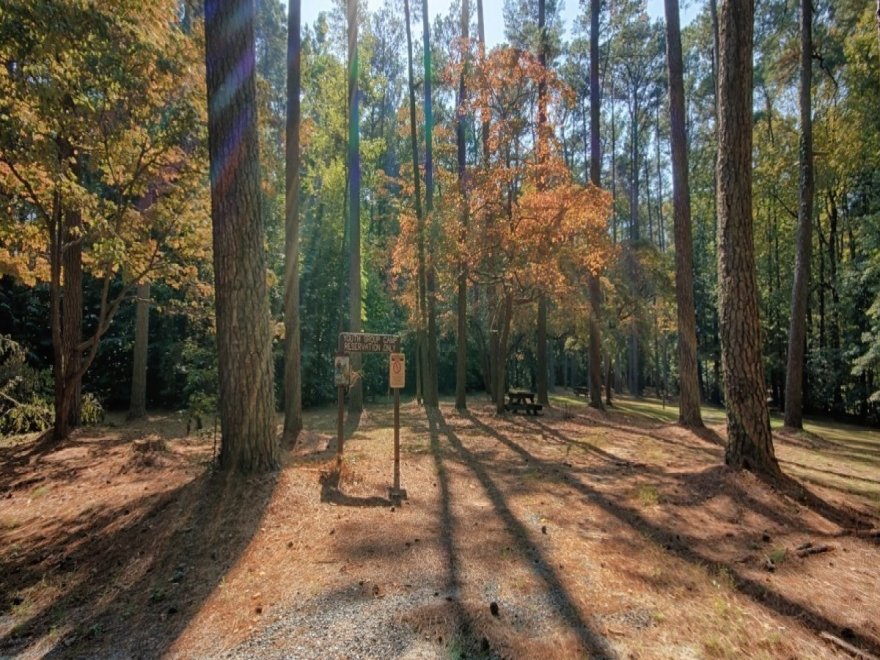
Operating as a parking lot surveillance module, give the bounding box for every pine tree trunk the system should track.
[50,194,68,443]
[455,0,470,411]
[422,0,439,407]
[205,0,278,472]
[537,297,548,404]
[62,208,83,428]
[477,0,489,165]
[783,0,813,430]
[404,0,429,410]
[716,0,779,477]
[128,281,150,420]
[587,0,605,411]
[283,0,303,442]
[347,0,364,414]
[664,0,703,427]
[534,0,549,407]
[605,354,613,406]
[495,292,513,414]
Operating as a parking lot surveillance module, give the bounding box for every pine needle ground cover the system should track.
[1,398,878,658]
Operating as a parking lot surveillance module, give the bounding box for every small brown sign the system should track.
[389,353,405,389]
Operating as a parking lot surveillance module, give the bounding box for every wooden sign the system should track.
[334,354,350,386]
[338,332,400,353]
[389,353,405,389]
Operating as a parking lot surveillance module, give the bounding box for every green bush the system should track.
[80,393,105,426]
[0,335,54,435]
[1,396,52,435]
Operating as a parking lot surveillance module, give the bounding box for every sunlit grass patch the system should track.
[631,484,662,507]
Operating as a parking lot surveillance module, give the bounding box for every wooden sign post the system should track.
[334,353,350,466]
[334,334,406,501]
[389,353,405,501]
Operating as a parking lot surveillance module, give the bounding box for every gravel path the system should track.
[226,586,477,659]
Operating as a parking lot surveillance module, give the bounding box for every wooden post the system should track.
[393,387,400,492]
[336,384,345,467]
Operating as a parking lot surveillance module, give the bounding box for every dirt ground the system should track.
[1,395,879,659]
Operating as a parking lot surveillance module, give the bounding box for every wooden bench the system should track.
[573,386,589,397]
[505,390,543,416]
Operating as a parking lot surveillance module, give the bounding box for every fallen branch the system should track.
[796,543,832,558]
[819,631,880,660]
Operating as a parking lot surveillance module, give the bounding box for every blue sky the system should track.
[296,0,701,47]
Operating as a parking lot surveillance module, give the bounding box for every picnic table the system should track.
[505,390,543,415]
[573,385,589,397]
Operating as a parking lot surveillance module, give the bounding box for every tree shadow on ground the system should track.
[319,466,392,508]
[291,409,363,465]
[432,410,614,658]
[461,410,880,657]
[421,408,493,657]
[0,460,276,659]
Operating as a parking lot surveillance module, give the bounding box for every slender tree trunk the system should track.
[347,0,363,413]
[404,0,429,410]
[587,0,605,411]
[628,93,640,397]
[655,105,665,252]
[827,190,843,411]
[610,67,618,244]
[49,192,69,443]
[283,0,303,441]
[605,352,613,406]
[477,0,489,165]
[128,281,150,420]
[422,0,439,407]
[537,297,548,403]
[783,0,813,430]
[61,208,83,428]
[665,0,703,427]
[535,0,549,406]
[205,0,278,472]
[716,0,779,476]
[455,0,470,410]
[495,291,513,414]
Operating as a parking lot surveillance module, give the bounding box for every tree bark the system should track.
[347,0,363,413]
[495,291,513,414]
[535,0,549,407]
[477,0,489,166]
[664,0,703,427]
[61,208,83,428]
[587,0,605,411]
[455,0,470,411]
[422,0,439,407]
[404,0,429,411]
[716,0,779,476]
[128,281,150,420]
[205,0,278,472]
[783,0,813,430]
[283,0,303,442]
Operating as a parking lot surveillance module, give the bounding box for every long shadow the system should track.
[780,458,880,486]
[422,408,492,656]
[466,415,880,656]
[1,465,277,659]
[318,468,392,508]
[291,410,363,465]
[557,412,875,531]
[0,429,149,493]
[475,414,809,533]
[434,411,614,658]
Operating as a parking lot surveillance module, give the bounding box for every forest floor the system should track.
[1,394,879,659]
